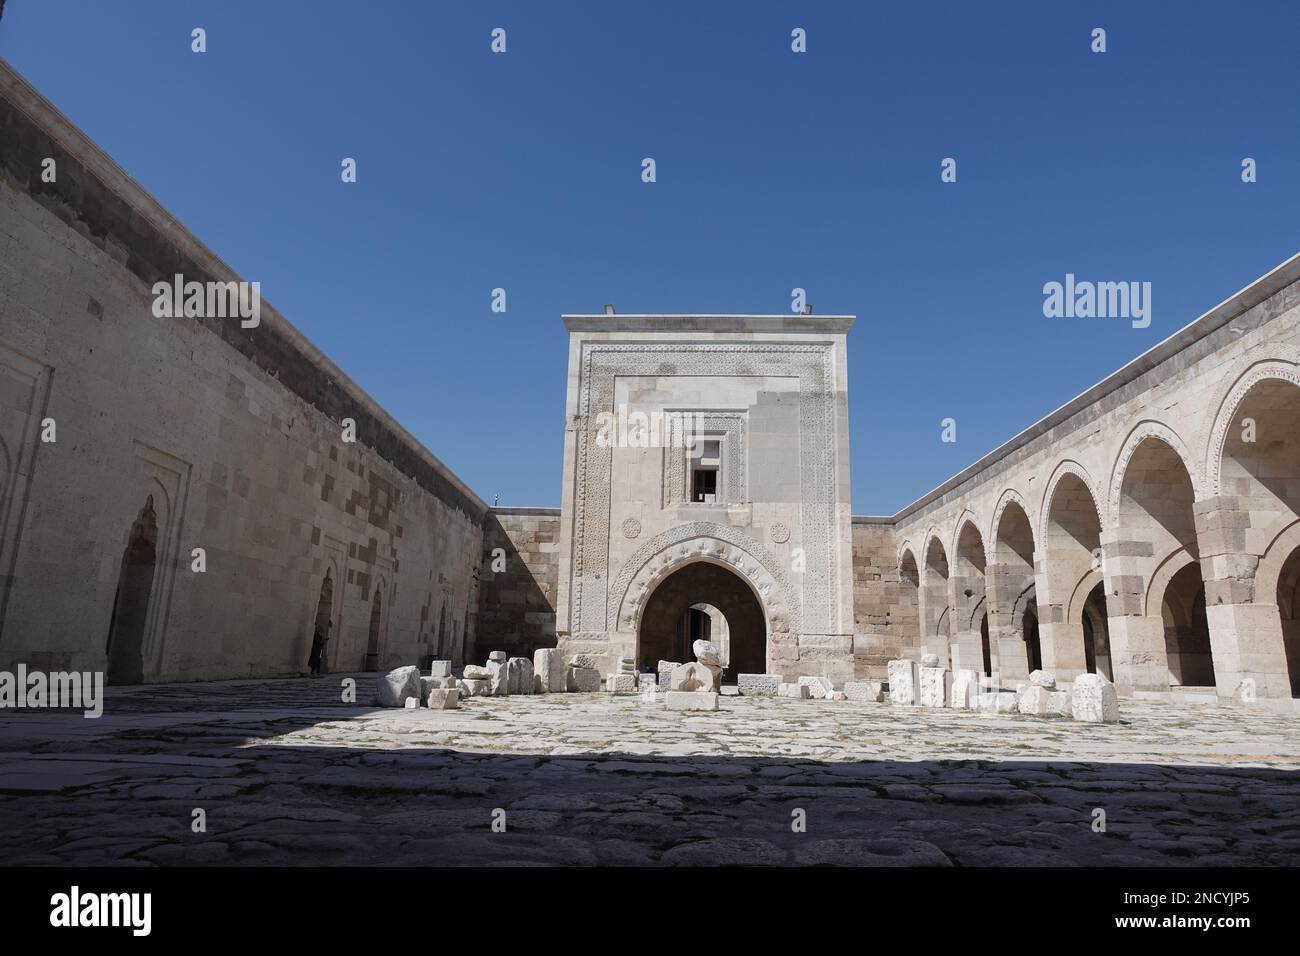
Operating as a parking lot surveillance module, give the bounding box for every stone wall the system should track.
[885,254,1300,700]
[475,508,560,663]
[849,518,914,678]
[0,62,487,681]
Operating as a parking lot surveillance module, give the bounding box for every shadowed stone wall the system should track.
[475,508,560,664]
[850,518,909,679]
[0,62,486,681]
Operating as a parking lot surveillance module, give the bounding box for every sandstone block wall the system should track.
[850,518,911,678]
[0,63,486,681]
[475,508,561,664]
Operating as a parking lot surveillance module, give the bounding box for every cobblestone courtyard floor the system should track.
[1,676,1298,866]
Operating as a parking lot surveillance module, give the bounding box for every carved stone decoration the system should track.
[662,410,747,506]
[1205,360,1300,495]
[1106,420,1202,529]
[611,521,803,635]
[769,522,791,544]
[570,342,838,636]
[621,517,641,540]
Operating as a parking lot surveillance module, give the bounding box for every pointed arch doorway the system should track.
[106,495,159,685]
[636,560,766,682]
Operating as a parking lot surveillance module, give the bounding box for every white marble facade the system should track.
[554,315,857,683]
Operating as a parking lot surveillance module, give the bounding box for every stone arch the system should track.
[1159,561,1215,687]
[988,493,1036,681]
[1209,362,1300,558]
[1144,546,1198,618]
[1255,519,1300,603]
[897,547,921,651]
[311,560,339,670]
[1205,357,1300,496]
[1256,520,1300,696]
[989,488,1032,556]
[949,510,985,568]
[636,559,767,678]
[920,533,951,658]
[949,517,988,671]
[1039,460,1104,546]
[106,493,160,685]
[613,522,799,638]
[1038,461,1106,680]
[1067,567,1105,624]
[1114,428,1201,569]
[364,577,389,672]
[1108,420,1202,530]
[1106,425,1202,694]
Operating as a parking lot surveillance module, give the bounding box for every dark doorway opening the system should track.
[1022,600,1041,673]
[637,561,765,682]
[980,612,991,677]
[106,495,158,685]
[365,588,382,671]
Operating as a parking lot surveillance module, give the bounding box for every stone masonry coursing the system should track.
[2,59,1298,703]
[475,508,561,664]
[0,62,485,681]
[882,258,1300,703]
[851,518,911,680]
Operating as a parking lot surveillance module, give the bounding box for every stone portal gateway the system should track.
[637,560,767,680]
[554,313,857,683]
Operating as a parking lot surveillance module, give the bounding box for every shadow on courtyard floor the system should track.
[0,675,1297,866]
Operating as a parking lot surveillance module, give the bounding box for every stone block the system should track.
[887,659,919,705]
[376,665,422,707]
[798,675,835,699]
[693,640,721,666]
[949,670,978,709]
[920,653,940,667]
[976,691,1018,714]
[606,673,637,693]
[566,666,602,693]
[425,688,460,709]
[488,651,507,663]
[1019,684,1052,717]
[1072,673,1120,723]
[1029,669,1056,689]
[665,691,719,711]
[778,682,811,699]
[919,666,948,707]
[457,678,491,698]
[404,698,418,709]
[830,690,846,701]
[844,680,884,702]
[427,660,452,679]
[488,659,509,696]
[736,673,781,697]
[1047,690,1073,717]
[506,656,534,695]
[533,648,566,693]
[569,654,597,670]
[462,664,492,680]
[670,661,718,692]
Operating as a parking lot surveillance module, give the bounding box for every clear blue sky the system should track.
[3,1,1297,513]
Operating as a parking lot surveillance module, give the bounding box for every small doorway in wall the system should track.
[1022,600,1042,673]
[1081,582,1112,680]
[980,612,992,677]
[365,588,382,671]
[106,495,159,685]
